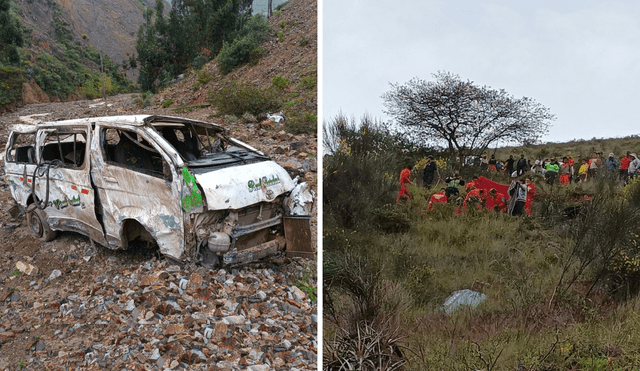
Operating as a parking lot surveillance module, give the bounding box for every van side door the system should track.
[89,124,185,260]
[32,125,107,244]
[4,129,38,206]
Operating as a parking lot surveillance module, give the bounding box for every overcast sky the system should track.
[323,0,640,143]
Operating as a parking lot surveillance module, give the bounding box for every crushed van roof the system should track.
[14,115,225,133]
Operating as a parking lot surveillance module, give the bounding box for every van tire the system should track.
[27,206,57,242]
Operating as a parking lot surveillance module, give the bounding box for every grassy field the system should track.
[324,131,640,370]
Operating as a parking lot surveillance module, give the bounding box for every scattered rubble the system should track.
[0,246,317,370]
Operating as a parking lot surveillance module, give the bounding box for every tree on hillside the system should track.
[136,0,254,91]
[0,0,24,65]
[382,71,555,162]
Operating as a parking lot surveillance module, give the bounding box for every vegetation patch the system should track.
[272,75,289,90]
[323,111,640,370]
[208,81,281,117]
[0,66,24,106]
[161,98,174,108]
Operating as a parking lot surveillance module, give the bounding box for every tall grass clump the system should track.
[548,177,640,302]
[324,252,410,371]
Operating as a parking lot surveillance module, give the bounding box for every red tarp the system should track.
[472,176,510,210]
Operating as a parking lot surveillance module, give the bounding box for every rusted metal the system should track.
[283,216,314,259]
[222,238,282,266]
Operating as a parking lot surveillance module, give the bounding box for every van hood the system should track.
[191,161,296,210]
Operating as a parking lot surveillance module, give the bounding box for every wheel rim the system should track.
[29,211,43,238]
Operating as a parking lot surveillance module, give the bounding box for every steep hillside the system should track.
[158,0,317,134]
[16,0,159,81]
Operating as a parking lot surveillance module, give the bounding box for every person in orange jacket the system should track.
[524,177,535,216]
[460,186,487,214]
[428,188,448,210]
[396,165,413,203]
[620,151,632,183]
[465,176,478,191]
[488,188,507,213]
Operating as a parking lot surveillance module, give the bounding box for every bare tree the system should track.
[382,71,555,162]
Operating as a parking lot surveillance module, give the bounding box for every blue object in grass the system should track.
[442,289,486,314]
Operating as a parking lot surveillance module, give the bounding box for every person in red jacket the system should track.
[460,187,487,214]
[428,188,448,210]
[488,188,507,213]
[620,151,631,184]
[524,177,535,216]
[396,165,413,203]
[465,176,478,191]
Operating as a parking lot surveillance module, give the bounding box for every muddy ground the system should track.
[0,95,318,370]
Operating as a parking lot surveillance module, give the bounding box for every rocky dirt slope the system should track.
[159,0,317,128]
[0,93,317,369]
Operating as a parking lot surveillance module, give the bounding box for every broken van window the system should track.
[102,128,171,180]
[158,126,202,161]
[6,133,36,164]
[40,130,87,168]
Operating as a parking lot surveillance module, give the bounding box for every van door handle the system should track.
[104,177,118,184]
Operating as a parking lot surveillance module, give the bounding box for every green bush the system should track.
[197,71,213,84]
[208,81,281,116]
[217,15,271,74]
[286,112,316,135]
[191,54,208,70]
[272,75,289,89]
[217,37,260,74]
[249,48,263,65]
[161,98,174,108]
[135,92,154,108]
[301,75,316,89]
[0,66,24,106]
[80,80,99,99]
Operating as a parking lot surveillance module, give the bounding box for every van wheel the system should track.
[27,206,57,242]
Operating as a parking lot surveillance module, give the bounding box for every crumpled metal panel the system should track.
[89,125,185,261]
[284,182,315,216]
[193,161,295,210]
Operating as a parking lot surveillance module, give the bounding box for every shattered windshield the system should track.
[152,121,270,168]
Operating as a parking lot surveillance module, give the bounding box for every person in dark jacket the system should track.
[516,154,528,175]
[504,155,515,175]
[422,156,440,188]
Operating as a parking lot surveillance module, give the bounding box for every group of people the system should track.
[426,173,535,216]
[469,151,640,185]
[397,149,640,214]
[535,152,640,185]
[396,156,535,216]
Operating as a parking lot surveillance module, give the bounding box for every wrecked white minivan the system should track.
[3,115,314,267]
